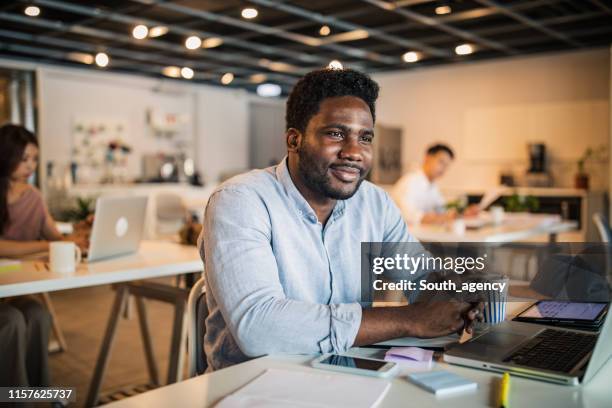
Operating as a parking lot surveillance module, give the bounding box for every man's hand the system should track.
[354,301,484,346]
[406,301,482,338]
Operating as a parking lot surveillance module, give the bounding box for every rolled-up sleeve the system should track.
[202,187,362,358]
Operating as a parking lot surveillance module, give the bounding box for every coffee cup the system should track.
[50,241,82,274]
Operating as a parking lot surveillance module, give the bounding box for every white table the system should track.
[410,213,577,243]
[106,302,612,408]
[0,240,203,406]
[0,240,202,298]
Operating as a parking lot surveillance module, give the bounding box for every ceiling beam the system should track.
[0,12,302,84]
[248,0,451,58]
[360,0,517,54]
[29,0,323,66]
[473,0,583,47]
[132,0,400,65]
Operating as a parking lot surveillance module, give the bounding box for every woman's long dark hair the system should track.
[0,124,38,233]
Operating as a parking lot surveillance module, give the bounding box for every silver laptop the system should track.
[444,303,611,385]
[87,196,148,262]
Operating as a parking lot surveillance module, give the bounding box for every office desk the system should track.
[0,240,202,298]
[0,240,203,406]
[410,213,577,243]
[106,302,612,408]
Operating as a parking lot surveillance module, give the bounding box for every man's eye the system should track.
[360,135,373,143]
[328,131,343,139]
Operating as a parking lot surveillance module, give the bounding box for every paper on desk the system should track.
[215,368,390,408]
[374,333,459,348]
[385,347,433,363]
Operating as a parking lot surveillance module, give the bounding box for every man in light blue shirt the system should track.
[200,69,480,371]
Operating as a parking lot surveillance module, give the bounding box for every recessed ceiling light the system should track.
[185,35,202,50]
[162,66,181,78]
[95,52,109,67]
[402,51,419,63]
[435,5,452,15]
[249,73,267,84]
[202,37,223,48]
[132,25,148,40]
[328,60,343,70]
[455,43,474,55]
[319,25,331,36]
[181,67,194,79]
[221,73,234,85]
[149,26,168,38]
[24,5,40,17]
[241,8,258,19]
[257,83,282,97]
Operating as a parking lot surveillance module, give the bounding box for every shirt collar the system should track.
[276,157,346,224]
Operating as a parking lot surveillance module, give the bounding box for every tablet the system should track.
[514,301,608,330]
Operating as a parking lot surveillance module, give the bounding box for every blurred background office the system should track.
[0,0,610,405]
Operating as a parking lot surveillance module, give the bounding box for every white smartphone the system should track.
[311,354,398,378]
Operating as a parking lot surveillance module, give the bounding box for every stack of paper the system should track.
[216,368,391,408]
[0,259,21,273]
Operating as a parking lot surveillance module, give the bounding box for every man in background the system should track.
[392,144,477,224]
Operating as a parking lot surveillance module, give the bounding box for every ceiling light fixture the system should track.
[149,26,168,38]
[221,73,234,85]
[202,37,223,48]
[24,6,40,17]
[181,67,194,79]
[402,51,419,63]
[95,52,109,67]
[250,73,267,84]
[455,43,474,55]
[328,60,343,70]
[132,24,148,40]
[435,5,452,15]
[185,35,202,50]
[257,83,282,97]
[241,8,258,19]
[319,25,331,36]
[67,52,94,65]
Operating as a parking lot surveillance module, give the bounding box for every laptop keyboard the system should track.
[503,329,597,373]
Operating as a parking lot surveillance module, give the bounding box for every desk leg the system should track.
[166,297,186,384]
[86,285,129,407]
[549,232,558,243]
[135,296,160,386]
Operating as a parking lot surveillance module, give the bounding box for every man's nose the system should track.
[339,136,363,161]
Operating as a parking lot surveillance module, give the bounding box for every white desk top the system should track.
[410,213,577,243]
[0,240,202,298]
[106,302,612,408]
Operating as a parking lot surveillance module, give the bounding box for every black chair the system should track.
[187,277,208,376]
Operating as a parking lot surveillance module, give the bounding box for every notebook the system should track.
[408,370,477,396]
[215,368,391,408]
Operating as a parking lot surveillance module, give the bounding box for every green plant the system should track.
[577,145,607,174]
[60,196,96,222]
[503,193,539,213]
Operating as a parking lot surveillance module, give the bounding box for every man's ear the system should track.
[286,128,302,153]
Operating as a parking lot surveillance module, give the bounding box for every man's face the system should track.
[424,151,453,181]
[294,96,374,200]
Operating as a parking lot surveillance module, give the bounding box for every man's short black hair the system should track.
[285,68,379,133]
[426,143,455,159]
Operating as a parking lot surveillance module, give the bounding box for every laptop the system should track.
[443,302,612,385]
[86,196,148,262]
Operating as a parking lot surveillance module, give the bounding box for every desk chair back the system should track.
[187,276,208,377]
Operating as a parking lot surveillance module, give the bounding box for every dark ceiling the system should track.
[0,0,610,95]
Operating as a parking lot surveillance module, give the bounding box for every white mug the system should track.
[451,219,466,235]
[50,241,82,274]
[490,205,505,225]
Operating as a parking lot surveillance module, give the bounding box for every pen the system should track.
[499,372,510,408]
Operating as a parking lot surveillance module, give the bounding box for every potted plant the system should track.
[575,145,607,190]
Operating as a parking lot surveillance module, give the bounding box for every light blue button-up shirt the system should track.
[200,158,416,370]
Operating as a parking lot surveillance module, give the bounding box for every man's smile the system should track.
[329,164,361,183]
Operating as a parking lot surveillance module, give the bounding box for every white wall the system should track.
[373,48,610,191]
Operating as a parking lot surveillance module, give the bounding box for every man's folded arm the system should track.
[202,188,362,357]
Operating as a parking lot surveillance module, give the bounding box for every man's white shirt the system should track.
[391,168,445,224]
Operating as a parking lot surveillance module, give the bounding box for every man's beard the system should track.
[297,144,367,200]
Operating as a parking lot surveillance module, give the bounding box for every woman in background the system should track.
[0,124,79,387]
